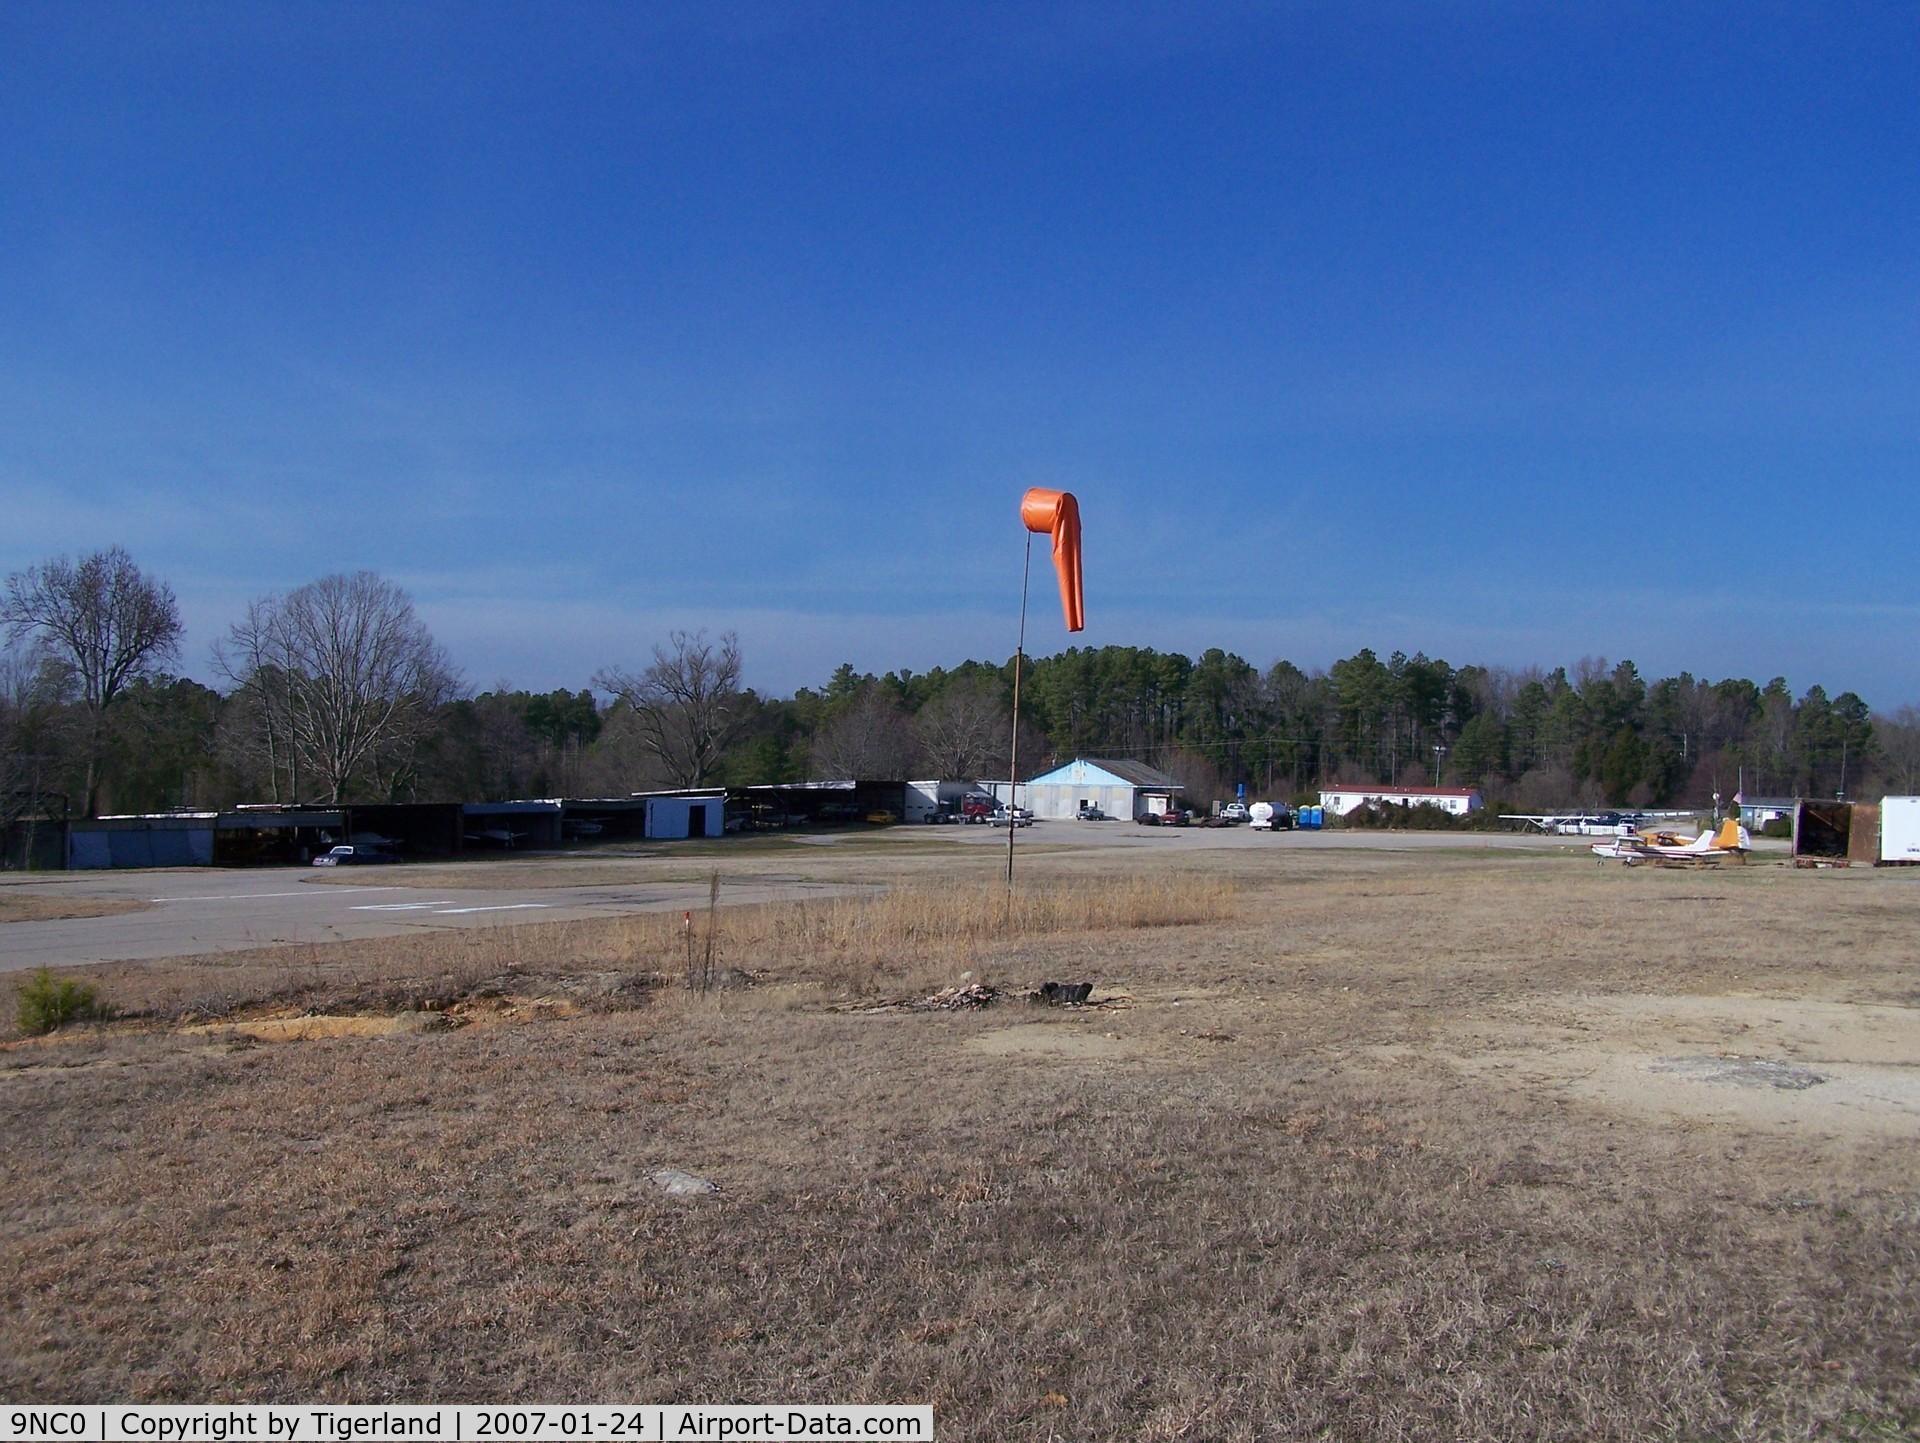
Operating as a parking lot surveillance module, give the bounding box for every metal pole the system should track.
[1007,531,1033,893]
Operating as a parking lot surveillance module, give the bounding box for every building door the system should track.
[688,804,707,838]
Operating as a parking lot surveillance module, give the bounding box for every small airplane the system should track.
[472,827,528,849]
[1591,818,1752,866]
[1502,810,1694,835]
[1501,811,1638,835]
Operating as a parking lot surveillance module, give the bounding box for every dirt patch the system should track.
[964,1021,1140,1060]
[178,996,587,1044]
[1424,992,1920,1138]
[1,986,608,1063]
[184,1011,460,1043]
[1649,1055,1831,1090]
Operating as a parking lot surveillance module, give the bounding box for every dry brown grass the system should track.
[3,872,1234,1029]
[2,850,1918,1439]
[0,892,152,924]
[621,872,1238,994]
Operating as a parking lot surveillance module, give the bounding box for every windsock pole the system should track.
[1008,486,1083,896]
[1007,530,1033,892]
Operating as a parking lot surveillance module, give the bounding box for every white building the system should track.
[1014,758,1185,821]
[632,789,727,839]
[1319,785,1484,817]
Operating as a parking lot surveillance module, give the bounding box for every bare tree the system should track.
[213,594,305,802]
[1758,685,1796,794]
[912,677,1008,780]
[0,644,72,860]
[811,684,918,780]
[1874,706,1920,795]
[219,573,457,803]
[594,630,745,788]
[2,547,182,816]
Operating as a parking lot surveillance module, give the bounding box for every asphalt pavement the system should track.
[0,867,843,972]
[1,822,1643,972]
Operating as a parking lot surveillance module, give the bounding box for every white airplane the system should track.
[472,827,528,849]
[1504,809,1699,836]
[1502,811,1639,836]
[1591,818,1752,866]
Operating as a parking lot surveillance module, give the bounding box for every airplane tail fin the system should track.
[1713,818,1746,850]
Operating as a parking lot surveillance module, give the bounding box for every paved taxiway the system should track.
[1,821,1702,972]
[0,867,850,972]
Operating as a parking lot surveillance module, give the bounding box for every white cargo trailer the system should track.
[1880,796,1920,863]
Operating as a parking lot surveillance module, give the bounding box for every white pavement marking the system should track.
[151,887,405,902]
[432,903,552,915]
[351,901,458,911]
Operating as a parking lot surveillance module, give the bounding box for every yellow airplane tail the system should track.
[1714,818,1746,850]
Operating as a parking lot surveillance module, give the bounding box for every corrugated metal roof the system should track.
[1026,757,1183,790]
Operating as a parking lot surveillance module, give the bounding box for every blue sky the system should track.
[3,3,1916,704]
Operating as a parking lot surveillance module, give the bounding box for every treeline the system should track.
[797,647,1920,810]
[6,550,1919,825]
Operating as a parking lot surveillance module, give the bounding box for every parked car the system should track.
[312,844,400,867]
[1076,803,1109,821]
[989,807,1034,828]
[1221,802,1250,823]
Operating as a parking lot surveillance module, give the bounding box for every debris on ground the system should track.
[1031,981,1094,1006]
[650,1168,718,1197]
[837,982,1135,1015]
[839,983,1005,1014]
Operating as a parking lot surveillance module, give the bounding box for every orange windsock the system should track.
[1021,487,1084,633]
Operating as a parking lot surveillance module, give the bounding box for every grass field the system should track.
[3,843,1917,1439]
[0,892,153,924]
